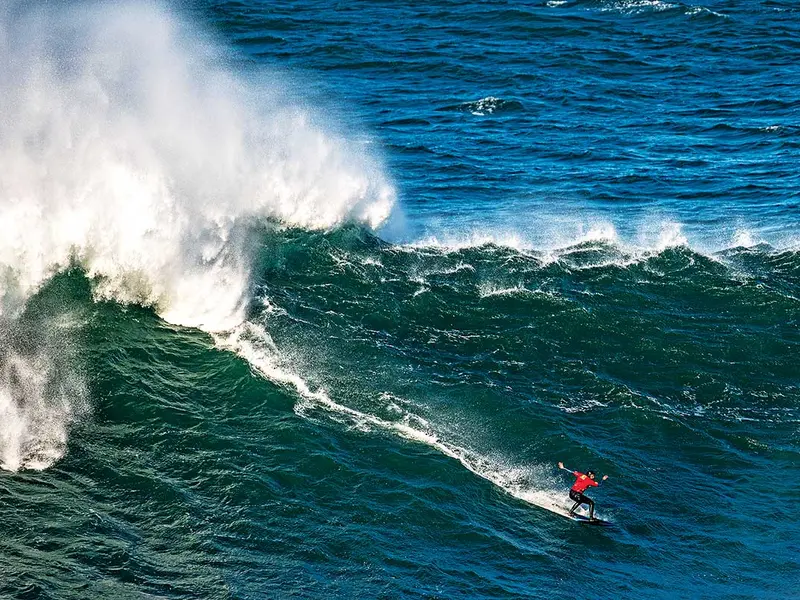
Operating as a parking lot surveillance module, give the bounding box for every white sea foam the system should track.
[402,218,776,279]
[466,96,502,116]
[732,229,763,248]
[404,219,693,257]
[0,2,395,326]
[416,214,789,264]
[217,321,577,519]
[651,222,689,251]
[0,1,395,470]
[426,262,476,276]
[412,286,429,297]
[478,283,530,298]
[408,231,527,252]
[0,319,90,472]
[686,6,727,18]
[600,0,677,14]
[576,222,620,245]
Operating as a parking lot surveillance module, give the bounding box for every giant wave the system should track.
[0,0,395,470]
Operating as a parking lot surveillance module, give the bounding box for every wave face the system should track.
[1,1,799,599]
[3,231,798,598]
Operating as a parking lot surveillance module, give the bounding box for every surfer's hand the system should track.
[558,462,564,469]
[602,475,609,481]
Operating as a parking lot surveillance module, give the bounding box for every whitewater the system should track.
[0,0,395,471]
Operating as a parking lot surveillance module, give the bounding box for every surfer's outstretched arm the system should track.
[557,461,572,472]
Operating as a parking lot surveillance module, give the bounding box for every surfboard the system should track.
[517,494,613,527]
[567,513,613,526]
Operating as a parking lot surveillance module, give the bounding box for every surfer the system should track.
[558,462,608,521]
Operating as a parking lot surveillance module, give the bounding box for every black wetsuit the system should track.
[569,489,595,519]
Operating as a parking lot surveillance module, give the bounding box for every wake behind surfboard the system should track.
[565,513,613,527]
[516,492,613,527]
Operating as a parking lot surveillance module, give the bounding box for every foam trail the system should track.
[216,322,575,519]
[0,1,395,469]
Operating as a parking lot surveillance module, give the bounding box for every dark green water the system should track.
[2,229,798,598]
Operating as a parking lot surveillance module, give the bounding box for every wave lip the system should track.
[402,218,799,260]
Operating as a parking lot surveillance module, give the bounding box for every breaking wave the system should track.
[0,0,395,470]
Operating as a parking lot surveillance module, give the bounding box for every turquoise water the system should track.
[1,1,798,598]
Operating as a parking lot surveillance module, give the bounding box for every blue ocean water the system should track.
[208,0,800,249]
[0,1,798,598]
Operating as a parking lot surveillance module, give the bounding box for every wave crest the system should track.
[0,311,89,472]
[0,0,395,328]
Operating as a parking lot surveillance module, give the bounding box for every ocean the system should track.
[0,0,798,598]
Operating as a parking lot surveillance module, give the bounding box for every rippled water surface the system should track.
[1,1,798,598]
[209,0,800,248]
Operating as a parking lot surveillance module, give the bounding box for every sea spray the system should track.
[0,0,396,469]
[0,314,89,471]
[0,0,395,326]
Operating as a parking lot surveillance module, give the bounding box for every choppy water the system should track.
[1,1,798,598]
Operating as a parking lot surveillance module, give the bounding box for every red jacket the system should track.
[571,472,599,493]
